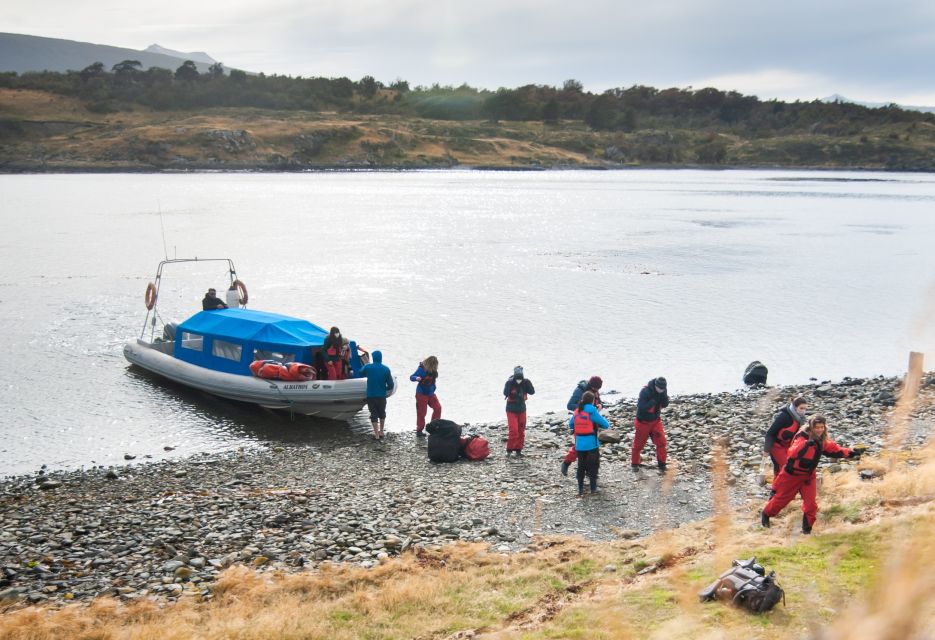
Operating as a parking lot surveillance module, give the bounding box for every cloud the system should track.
[689,69,832,101]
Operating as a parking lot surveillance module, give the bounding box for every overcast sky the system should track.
[4,0,935,104]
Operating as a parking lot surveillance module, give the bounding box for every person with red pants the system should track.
[322,326,347,381]
[761,415,864,533]
[410,356,441,436]
[763,397,808,477]
[560,376,603,476]
[632,376,669,473]
[504,366,535,457]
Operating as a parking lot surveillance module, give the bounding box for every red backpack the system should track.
[460,435,490,461]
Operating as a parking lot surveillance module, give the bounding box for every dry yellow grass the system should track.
[0,89,97,120]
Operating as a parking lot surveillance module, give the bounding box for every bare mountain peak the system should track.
[144,44,216,65]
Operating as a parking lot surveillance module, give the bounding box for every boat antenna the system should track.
[157,200,169,261]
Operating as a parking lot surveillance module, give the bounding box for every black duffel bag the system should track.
[743,361,769,386]
[426,419,462,463]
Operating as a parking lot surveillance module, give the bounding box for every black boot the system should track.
[802,514,812,535]
[657,461,667,474]
[761,511,770,528]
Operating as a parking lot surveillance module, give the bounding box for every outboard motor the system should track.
[163,322,179,342]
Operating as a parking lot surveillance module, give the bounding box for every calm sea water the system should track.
[1,169,934,475]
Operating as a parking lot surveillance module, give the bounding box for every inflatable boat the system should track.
[124,258,392,420]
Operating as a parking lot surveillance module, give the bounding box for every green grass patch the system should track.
[565,559,598,582]
[619,587,680,625]
[542,607,603,639]
[738,528,883,607]
[821,502,862,523]
[328,608,358,623]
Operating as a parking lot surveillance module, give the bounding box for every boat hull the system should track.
[124,340,389,420]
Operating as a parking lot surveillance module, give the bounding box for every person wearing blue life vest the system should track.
[567,390,610,496]
[359,350,394,440]
[410,356,441,436]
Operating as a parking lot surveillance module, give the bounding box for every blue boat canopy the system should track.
[174,309,330,375]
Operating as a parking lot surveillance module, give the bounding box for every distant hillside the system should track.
[2,52,934,172]
[144,44,216,66]
[0,32,217,74]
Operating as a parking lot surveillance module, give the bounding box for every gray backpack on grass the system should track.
[698,557,784,613]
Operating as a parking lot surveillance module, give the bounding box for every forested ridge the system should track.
[2,60,934,171]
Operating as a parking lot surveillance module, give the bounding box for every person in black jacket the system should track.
[763,397,807,476]
[202,288,227,310]
[503,366,535,457]
[631,376,669,472]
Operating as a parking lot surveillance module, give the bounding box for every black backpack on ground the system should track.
[698,557,784,613]
[426,419,462,463]
[743,361,769,386]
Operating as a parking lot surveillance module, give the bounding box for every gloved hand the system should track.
[849,446,867,459]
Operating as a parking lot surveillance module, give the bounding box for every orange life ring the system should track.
[234,279,248,305]
[144,282,157,310]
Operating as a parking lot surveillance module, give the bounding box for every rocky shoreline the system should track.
[1,373,932,607]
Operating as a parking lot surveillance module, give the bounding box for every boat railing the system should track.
[141,257,240,342]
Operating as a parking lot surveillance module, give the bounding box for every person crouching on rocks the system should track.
[761,415,864,534]
[411,356,441,436]
[568,391,609,496]
[504,365,535,457]
[763,396,808,480]
[632,376,669,473]
[561,376,603,476]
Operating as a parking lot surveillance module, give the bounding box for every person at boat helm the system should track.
[202,288,228,311]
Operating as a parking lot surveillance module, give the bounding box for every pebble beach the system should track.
[1,373,933,607]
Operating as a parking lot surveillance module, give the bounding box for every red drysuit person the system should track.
[761,416,864,533]
[323,326,347,381]
[631,376,669,473]
[410,356,441,435]
[503,365,535,456]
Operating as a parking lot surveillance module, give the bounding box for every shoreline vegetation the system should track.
[1,371,933,637]
[2,75,935,173]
